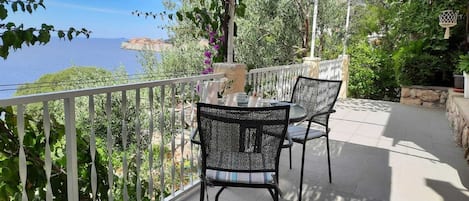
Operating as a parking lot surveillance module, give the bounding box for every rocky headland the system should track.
[121,38,172,51]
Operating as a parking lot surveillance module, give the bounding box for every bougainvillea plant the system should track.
[175,0,246,73]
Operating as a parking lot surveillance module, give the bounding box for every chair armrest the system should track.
[190,128,201,145]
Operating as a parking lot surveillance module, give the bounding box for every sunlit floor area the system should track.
[176,99,469,201]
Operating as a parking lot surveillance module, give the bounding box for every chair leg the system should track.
[326,136,332,183]
[200,181,205,201]
[275,188,279,201]
[215,186,226,201]
[268,188,276,200]
[289,146,292,169]
[298,143,307,201]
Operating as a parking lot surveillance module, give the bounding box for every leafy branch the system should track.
[0,0,91,59]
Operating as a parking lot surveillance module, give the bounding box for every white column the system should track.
[310,0,319,57]
[343,0,351,55]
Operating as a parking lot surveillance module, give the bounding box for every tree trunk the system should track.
[222,0,230,62]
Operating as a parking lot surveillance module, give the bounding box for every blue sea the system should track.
[0,38,147,99]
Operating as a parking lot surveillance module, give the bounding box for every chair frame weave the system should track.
[196,103,290,201]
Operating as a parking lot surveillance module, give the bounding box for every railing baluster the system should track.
[64,98,79,201]
[189,82,195,184]
[89,96,97,201]
[122,91,129,201]
[266,72,275,98]
[17,104,27,201]
[180,83,186,190]
[135,89,142,201]
[106,93,114,201]
[43,102,53,201]
[148,87,155,199]
[159,85,166,201]
[170,84,176,196]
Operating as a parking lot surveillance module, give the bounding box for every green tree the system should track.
[235,0,348,68]
[235,0,304,68]
[0,0,90,59]
[15,66,114,96]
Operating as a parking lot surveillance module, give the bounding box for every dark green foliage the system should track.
[347,0,468,100]
[457,54,469,73]
[393,43,450,86]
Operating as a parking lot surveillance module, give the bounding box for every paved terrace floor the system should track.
[177,99,469,201]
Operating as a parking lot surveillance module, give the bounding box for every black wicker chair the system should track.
[192,103,290,201]
[287,76,342,201]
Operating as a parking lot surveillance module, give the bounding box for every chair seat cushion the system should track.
[206,169,275,184]
[288,125,325,143]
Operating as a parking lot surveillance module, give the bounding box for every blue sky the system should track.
[7,0,172,39]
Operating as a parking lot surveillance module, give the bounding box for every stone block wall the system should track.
[400,86,449,108]
[446,90,469,162]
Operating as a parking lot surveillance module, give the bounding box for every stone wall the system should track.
[400,86,449,108]
[446,90,469,162]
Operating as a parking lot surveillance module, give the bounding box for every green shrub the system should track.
[457,54,469,73]
[348,41,398,101]
[393,40,452,86]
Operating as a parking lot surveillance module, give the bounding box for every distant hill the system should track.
[121,38,172,52]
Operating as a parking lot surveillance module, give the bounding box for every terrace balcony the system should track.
[1,56,468,201]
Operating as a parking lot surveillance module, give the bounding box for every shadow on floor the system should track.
[426,179,469,201]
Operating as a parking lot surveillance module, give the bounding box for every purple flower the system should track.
[209,31,216,37]
[204,58,211,65]
[209,36,216,44]
[201,67,214,75]
[204,51,212,58]
[213,44,220,51]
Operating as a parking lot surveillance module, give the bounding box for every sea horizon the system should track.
[0,37,153,99]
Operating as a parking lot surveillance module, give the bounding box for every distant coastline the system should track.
[0,38,147,99]
[121,38,172,52]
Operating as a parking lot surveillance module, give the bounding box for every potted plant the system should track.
[454,68,464,91]
[457,54,469,98]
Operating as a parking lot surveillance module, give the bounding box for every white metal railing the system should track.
[246,58,344,101]
[0,73,225,201]
[246,63,310,101]
[319,58,343,80]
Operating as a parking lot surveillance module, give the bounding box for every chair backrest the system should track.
[197,103,290,173]
[290,76,342,126]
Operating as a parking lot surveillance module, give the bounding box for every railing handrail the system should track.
[0,73,225,106]
[319,57,343,65]
[248,63,308,74]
